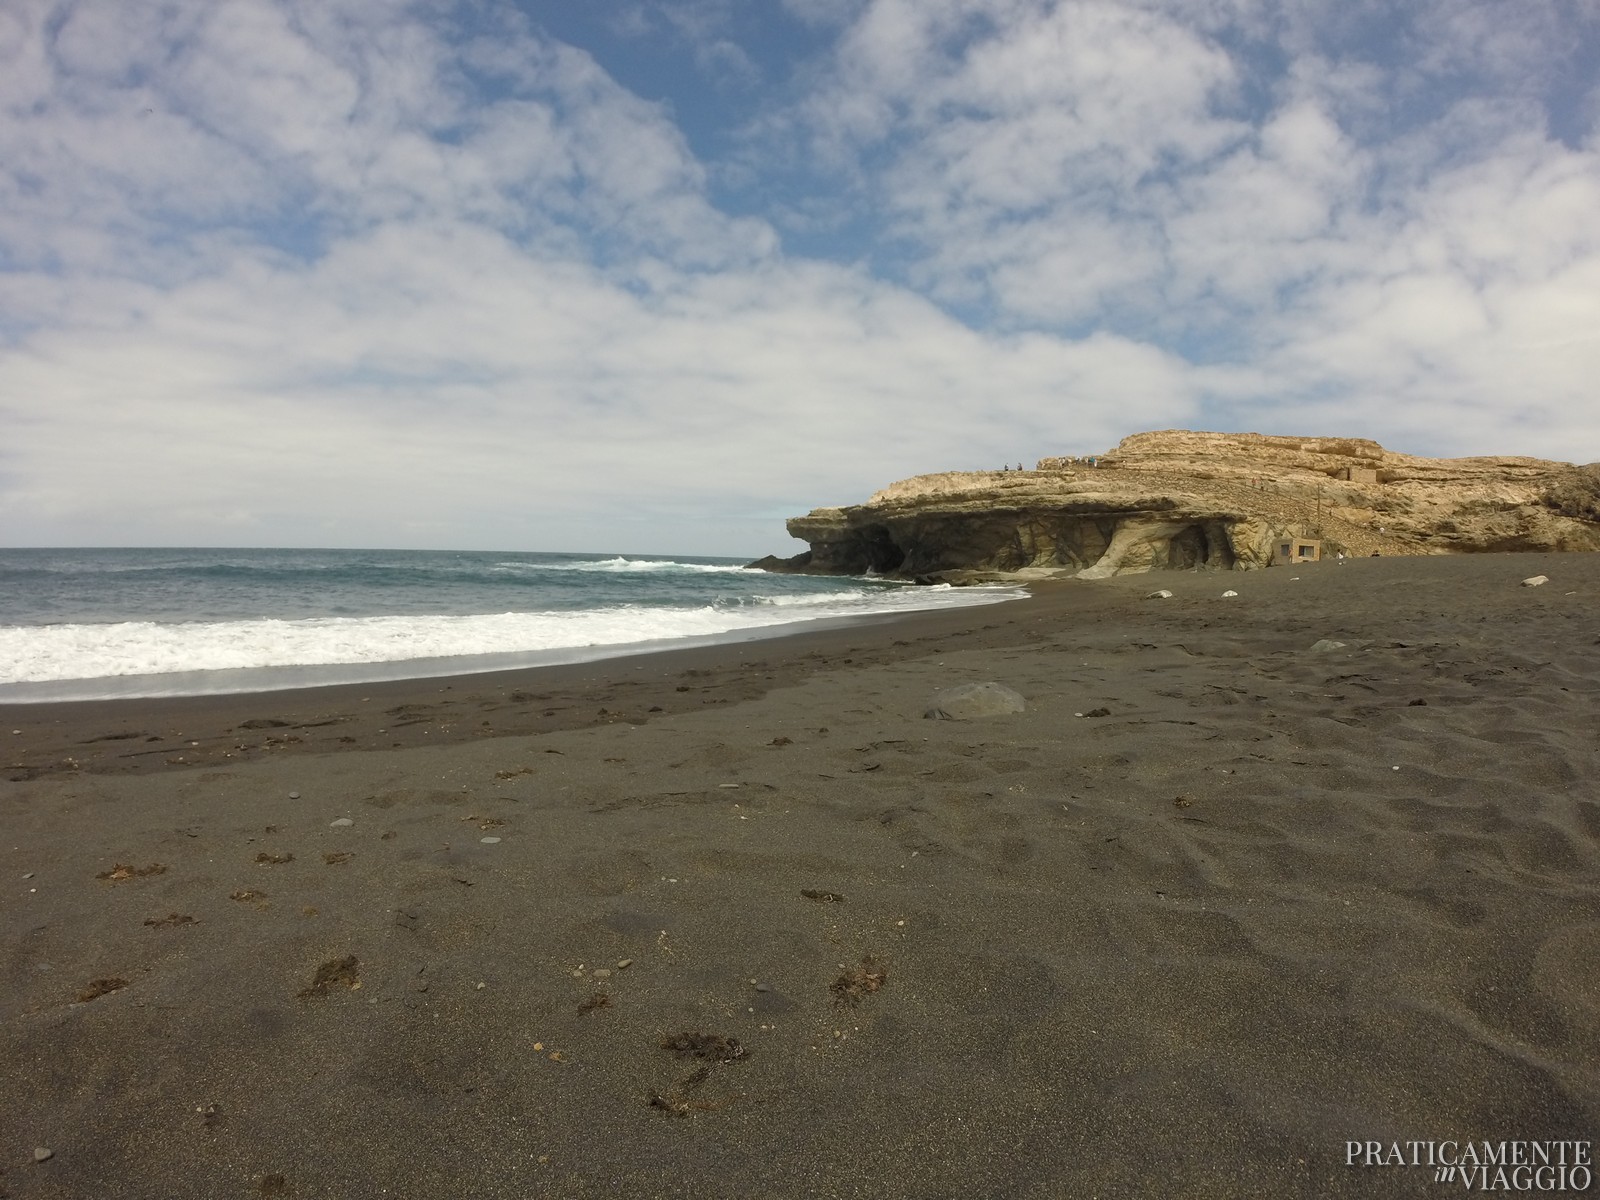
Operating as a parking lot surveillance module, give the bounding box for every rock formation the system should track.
[753,430,1600,581]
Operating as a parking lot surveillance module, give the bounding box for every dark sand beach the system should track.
[3,552,1597,1198]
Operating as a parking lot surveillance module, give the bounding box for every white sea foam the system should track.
[0,585,1024,688]
[492,557,749,574]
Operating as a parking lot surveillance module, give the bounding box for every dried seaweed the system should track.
[143,913,197,928]
[77,977,129,1002]
[298,955,360,999]
[830,958,887,1007]
[660,1032,745,1062]
[97,863,167,882]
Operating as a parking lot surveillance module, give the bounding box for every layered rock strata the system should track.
[753,430,1600,581]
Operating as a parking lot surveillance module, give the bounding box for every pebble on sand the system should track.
[1222,590,1239,597]
[1522,575,1549,587]
[330,818,354,827]
[1146,589,1174,599]
[288,791,301,800]
[34,1147,53,1162]
[480,836,502,844]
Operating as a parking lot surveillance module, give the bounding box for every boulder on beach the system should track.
[923,682,1027,720]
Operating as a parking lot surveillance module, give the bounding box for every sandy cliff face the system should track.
[756,430,1600,580]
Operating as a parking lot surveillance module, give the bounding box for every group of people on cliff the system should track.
[1000,456,1099,470]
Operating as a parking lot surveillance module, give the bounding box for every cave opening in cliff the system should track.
[856,528,905,575]
[1168,524,1236,570]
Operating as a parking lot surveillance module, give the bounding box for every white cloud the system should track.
[0,0,772,277]
[1,186,1195,550]
[2,0,1598,557]
[766,0,1600,461]
[618,0,763,87]
[1407,0,1569,91]
[789,0,1251,318]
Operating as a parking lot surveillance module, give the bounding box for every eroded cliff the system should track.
[755,430,1600,581]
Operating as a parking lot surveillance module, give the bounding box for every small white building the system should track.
[1273,538,1322,565]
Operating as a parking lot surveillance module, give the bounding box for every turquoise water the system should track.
[0,548,1023,699]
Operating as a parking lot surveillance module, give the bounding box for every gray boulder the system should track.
[924,682,1027,720]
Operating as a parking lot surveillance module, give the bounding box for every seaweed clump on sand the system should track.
[660,1032,744,1062]
[143,913,198,927]
[830,958,887,1007]
[298,956,361,999]
[97,863,167,882]
[648,1071,720,1117]
[648,1032,747,1116]
[77,977,130,1002]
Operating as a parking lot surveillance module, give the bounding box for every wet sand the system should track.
[3,552,1598,1198]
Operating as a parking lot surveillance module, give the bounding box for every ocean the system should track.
[0,548,1025,702]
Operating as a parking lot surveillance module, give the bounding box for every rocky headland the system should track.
[753,430,1600,581]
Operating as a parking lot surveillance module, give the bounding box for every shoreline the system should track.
[0,598,1015,706]
[0,569,1027,707]
[3,550,1597,1197]
[2,584,1066,780]
[2,552,1591,780]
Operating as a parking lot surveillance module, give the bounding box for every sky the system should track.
[2,0,1598,556]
